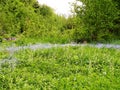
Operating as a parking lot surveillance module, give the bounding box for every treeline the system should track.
[0,0,120,43]
[0,0,72,43]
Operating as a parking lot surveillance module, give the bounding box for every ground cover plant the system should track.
[0,50,9,60]
[0,46,120,90]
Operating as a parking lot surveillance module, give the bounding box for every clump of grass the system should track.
[0,46,120,90]
[0,51,10,60]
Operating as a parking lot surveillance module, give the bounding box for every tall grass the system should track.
[0,51,9,60]
[0,46,120,89]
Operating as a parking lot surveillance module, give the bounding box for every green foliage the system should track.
[0,0,72,43]
[74,0,120,42]
[0,51,9,60]
[0,0,119,43]
[112,0,120,37]
[0,46,120,89]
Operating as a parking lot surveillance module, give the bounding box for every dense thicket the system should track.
[0,0,72,43]
[73,0,120,42]
[0,0,119,43]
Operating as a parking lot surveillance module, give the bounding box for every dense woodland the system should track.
[0,0,120,43]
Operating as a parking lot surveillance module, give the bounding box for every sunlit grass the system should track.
[0,46,120,89]
[0,51,9,60]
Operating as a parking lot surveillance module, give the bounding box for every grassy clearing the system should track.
[0,34,72,47]
[0,46,120,89]
[96,40,120,45]
[0,36,120,48]
[109,40,120,45]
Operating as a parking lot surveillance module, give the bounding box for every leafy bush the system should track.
[73,0,120,42]
[0,0,72,43]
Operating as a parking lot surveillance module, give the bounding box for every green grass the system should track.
[0,29,73,47]
[0,46,120,90]
[0,35,72,47]
[109,40,120,45]
[0,51,9,60]
[90,39,120,45]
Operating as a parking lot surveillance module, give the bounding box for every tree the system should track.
[112,0,120,37]
[73,0,119,42]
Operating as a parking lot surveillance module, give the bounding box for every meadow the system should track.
[0,46,120,90]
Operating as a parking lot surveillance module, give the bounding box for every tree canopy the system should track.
[73,0,120,42]
[0,0,119,43]
[0,0,68,42]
